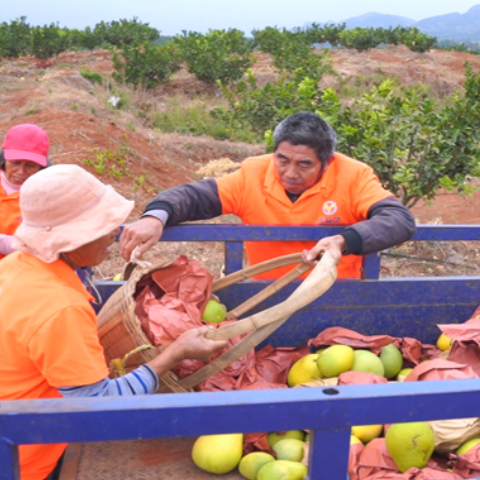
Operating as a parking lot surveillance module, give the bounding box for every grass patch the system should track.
[151,96,257,143]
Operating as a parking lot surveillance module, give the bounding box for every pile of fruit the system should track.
[189,328,480,479]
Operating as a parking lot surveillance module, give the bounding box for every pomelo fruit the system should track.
[113,273,122,281]
[436,332,453,351]
[192,433,243,474]
[267,430,305,447]
[385,422,435,472]
[316,344,355,378]
[238,452,275,480]
[397,368,414,382]
[272,439,305,462]
[352,424,383,443]
[380,344,403,379]
[257,460,307,480]
[202,299,227,323]
[287,353,322,387]
[351,435,363,445]
[351,349,385,377]
[456,437,480,455]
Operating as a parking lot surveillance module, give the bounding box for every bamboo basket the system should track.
[97,252,337,393]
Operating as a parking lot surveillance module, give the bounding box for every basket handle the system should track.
[157,251,337,392]
[205,251,336,341]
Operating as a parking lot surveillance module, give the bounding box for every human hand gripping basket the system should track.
[97,251,337,393]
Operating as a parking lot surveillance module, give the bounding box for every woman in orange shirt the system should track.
[0,123,49,259]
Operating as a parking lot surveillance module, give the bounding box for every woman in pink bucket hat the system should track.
[0,164,228,480]
[0,123,50,260]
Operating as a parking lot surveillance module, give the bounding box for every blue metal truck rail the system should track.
[1,224,480,480]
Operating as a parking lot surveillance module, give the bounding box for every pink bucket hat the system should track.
[2,124,49,167]
[13,164,134,263]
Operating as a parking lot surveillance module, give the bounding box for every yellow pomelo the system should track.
[352,424,383,443]
[192,433,243,474]
[272,439,305,462]
[351,435,363,445]
[316,344,355,378]
[267,430,305,447]
[113,273,122,281]
[397,368,414,382]
[351,349,385,377]
[257,460,307,480]
[436,333,453,351]
[202,299,227,323]
[456,437,480,455]
[287,353,322,387]
[238,452,275,480]
[380,344,403,379]
[385,422,435,472]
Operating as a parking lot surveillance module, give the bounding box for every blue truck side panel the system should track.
[2,225,480,480]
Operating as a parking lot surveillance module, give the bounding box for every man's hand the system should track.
[120,216,164,261]
[302,234,345,267]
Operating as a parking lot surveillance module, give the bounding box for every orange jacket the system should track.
[0,183,22,260]
[0,252,108,480]
[216,153,393,279]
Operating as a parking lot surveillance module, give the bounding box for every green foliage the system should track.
[213,71,323,139]
[31,23,69,60]
[0,17,31,60]
[396,27,437,53]
[320,64,480,207]
[339,28,381,52]
[93,17,159,47]
[303,23,346,47]
[152,96,256,142]
[112,42,181,89]
[82,145,131,179]
[80,68,103,85]
[173,29,253,85]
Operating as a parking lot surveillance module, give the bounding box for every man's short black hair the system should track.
[273,112,337,168]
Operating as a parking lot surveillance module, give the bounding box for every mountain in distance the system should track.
[339,4,480,42]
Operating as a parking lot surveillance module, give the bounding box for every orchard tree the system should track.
[173,29,253,86]
[0,17,31,62]
[31,23,69,60]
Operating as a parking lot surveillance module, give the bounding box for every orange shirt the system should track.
[0,183,22,260]
[216,153,393,279]
[0,252,109,480]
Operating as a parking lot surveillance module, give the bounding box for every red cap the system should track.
[2,124,49,167]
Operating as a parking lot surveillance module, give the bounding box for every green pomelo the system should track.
[456,437,480,455]
[267,430,305,447]
[192,433,243,474]
[238,452,275,480]
[385,422,435,472]
[257,460,307,480]
[380,344,404,379]
[287,353,322,387]
[397,368,414,382]
[316,344,355,378]
[351,349,385,377]
[272,439,305,462]
[202,299,227,323]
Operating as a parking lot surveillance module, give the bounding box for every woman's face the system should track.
[63,228,121,268]
[4,160,42,185]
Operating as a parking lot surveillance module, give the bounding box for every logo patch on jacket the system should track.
[322,201,338,215]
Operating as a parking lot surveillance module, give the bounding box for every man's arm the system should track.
[304,197,416,264]
[144,178,222,226]
[120,178,222,260]
[341,197,416,255]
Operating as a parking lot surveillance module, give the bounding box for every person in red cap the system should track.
[0,123,50,259]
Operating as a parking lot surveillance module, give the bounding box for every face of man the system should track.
[273,141,323,195]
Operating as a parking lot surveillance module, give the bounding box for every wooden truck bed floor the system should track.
[59,437,243,480]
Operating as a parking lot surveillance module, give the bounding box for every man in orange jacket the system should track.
[120,112,416,278]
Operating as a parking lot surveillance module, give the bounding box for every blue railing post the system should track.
[224,241,244,275]
[0,439,19,480]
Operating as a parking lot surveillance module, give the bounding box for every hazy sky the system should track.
[2,0,479,35]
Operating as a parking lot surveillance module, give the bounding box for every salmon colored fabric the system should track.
[216,153,392,279]
[0,251,109,480]
[0,183,21,259]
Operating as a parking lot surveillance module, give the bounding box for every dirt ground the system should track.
[1,46,479,279]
